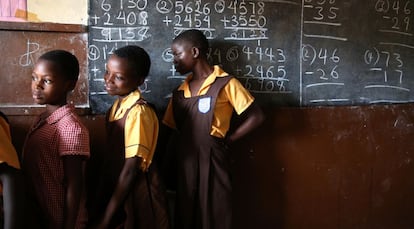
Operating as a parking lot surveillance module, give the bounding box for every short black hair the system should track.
[173,29,209,57]
[38,50,80,82]
[113,45,151,80]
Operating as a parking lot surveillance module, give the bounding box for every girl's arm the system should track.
[97,156,141,229]
[226,102,265,144]
[63,156,85,229]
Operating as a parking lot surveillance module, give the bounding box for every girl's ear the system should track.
[137,77,145,86]
[66,80,77,92]
[192,47,200,58]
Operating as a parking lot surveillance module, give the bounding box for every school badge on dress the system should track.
[198,97,211,114]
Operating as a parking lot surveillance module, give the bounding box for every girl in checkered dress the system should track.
[22,50,90,229]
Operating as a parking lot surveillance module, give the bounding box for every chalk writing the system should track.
[375,0,412,33]
[88,0,414,113]
[19,40,39,67]
[302,0,348,104]
[154,0,287,96]
[362,0,412,102]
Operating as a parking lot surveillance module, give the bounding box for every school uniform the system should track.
[0,113,21,192]
[163,65,254,229]
[99,89,169,229]
[0,114,20,169]
[22,104,90,229]
[0,112,24,229]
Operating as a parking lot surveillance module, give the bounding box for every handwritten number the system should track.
[314,6,324,20]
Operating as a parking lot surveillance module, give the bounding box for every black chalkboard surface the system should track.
[88,0,413,114]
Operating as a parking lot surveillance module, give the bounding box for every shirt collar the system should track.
[110,89,142,119]
[45,104,74,125]
[178,65,228,94]
[114,89,142,109]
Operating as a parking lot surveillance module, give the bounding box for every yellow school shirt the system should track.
[163,65,254,138]
[108,90,158,171]
[0,117,20,169]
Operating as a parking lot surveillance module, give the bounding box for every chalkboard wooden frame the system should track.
[0,21,87,33]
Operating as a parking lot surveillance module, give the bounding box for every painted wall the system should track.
[27,0,87,24]
[0,0,27,21]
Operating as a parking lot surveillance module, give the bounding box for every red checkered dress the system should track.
[23,105,90,229]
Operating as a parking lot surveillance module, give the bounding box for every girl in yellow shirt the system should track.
[91,46,170,229]
[0,111,24,229]
[162,29,265,229]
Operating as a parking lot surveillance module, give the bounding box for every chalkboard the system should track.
[0,22,88,115]
[88,0,414,114]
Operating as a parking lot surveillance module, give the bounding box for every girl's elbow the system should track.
[252,104,265,126]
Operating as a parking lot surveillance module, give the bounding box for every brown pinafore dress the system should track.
[172,76,233,229]
[102,99,170,229]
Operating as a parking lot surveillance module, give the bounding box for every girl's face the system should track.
[104,55,141,97]
[31,60,72,105]
[171,41,195,75]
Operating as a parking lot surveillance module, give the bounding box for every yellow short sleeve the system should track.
[0,117,20,169]
[124,104,159,171]
[210,77,254,137]
[223,78,254,115]
[162,99,176,129]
